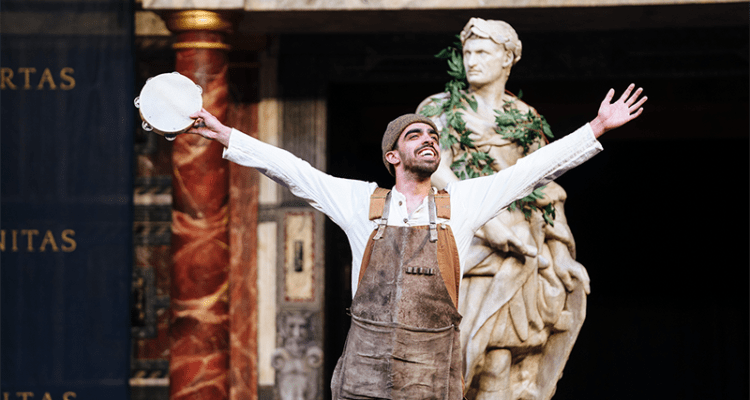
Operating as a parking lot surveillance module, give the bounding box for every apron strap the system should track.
[428,191,438,243]
[369,188,391,241]
[435,189,450,219]
[368,187,391,220]
[359,188,391,284]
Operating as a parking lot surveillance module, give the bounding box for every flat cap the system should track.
[381,113,438,176]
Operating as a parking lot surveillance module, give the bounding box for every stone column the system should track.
[164,10,234,400]
[227,102,261,400]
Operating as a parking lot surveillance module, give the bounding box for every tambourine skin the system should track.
[135,72,202,141]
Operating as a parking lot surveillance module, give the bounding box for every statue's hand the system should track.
[476,217,537,257]
[460,110,497,140]
[589,84,647,138]
[549,241,591,294]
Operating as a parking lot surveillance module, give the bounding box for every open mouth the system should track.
[417,146,437,159]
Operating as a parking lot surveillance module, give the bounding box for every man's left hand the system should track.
[589,84,647,138]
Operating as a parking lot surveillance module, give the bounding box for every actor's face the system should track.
[392,122,440,178]
[463,38,510,88]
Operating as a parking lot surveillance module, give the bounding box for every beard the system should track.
[399,145,440,180]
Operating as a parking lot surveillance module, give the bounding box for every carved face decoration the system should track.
[463,37,513,89]
[283,313,310,356]
[387,122,441,179]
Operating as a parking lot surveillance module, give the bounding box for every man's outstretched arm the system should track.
[450,84,647,234]
[589,84,648,138]
[181,108,377,232]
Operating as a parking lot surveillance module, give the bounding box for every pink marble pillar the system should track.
[165,11,234,400]
[227,102,260,400]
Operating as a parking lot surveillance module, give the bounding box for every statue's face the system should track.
[287,316,307,340]
[463,37,510,88]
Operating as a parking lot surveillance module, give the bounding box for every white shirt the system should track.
[223,124,602,295]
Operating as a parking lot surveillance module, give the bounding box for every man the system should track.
[417,18,597,400]
[186,81,645,399]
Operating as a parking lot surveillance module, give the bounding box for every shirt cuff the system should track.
[582,123,604,152]
[222,127,254,162]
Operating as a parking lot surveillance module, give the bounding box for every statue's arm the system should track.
[430,144,459,190]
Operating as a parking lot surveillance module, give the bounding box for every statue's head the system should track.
[460,18,522,88]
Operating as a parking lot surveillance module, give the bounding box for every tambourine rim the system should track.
[138,72,202,135]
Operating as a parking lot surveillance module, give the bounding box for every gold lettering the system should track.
[17,68,36,90]
[3,392,8,400]
[60,68,75,90]
[1,68,17,90]
[16,393,33,400]
[21,229,39,252]
[40,394,51,400]
[39,230,60,252]
[0,228,78,252]
[37,68,57,90]
[62,393,76,400]
[12,230,19,252]
[61,229,76,252]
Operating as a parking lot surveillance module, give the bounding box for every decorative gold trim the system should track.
[172,42,231,51]
[165,10,234,33]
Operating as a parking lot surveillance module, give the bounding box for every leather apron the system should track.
[331,189,463,400]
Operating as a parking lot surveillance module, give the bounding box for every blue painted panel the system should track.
[1,1,134,398]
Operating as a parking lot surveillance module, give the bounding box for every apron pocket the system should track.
[339,318,394,399]
[391,325,455,400]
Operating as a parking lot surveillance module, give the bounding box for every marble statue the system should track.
[418,18,591,400]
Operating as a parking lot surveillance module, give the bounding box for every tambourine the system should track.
[134,72,202,141]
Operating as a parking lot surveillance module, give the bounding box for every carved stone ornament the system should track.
[272,311,323,400]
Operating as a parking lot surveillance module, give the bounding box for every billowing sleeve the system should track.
[222,128,377,231]
[448,123,603,234]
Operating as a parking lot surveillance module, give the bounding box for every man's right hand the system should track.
[186,108,232,147]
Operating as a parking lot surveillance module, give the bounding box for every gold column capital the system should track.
[164,10,236,34]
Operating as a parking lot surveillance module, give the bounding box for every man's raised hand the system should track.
[186,108,232,147]
[589,84,647,138]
